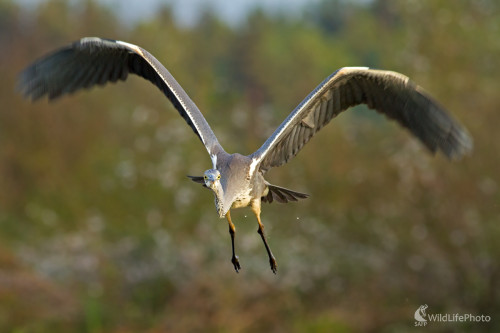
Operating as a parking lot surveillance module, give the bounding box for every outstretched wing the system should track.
[18,37,224,160]
[250,67,472,174]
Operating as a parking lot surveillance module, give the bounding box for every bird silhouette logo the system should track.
[414,304,428,322]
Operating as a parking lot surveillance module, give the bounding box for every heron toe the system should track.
[231,255,241,273]
[269,257,278,274]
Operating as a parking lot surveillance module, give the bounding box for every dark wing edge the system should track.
[250,67,473,174]
[187,175,207,187]
[18,37,224,158]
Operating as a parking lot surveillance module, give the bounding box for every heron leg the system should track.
[226,210,241,273]
[252,203,278,274]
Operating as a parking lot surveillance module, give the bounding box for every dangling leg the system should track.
[226,210,241,273]
[251,201,278,274]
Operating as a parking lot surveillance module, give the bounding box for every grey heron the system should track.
[19,37,473,273]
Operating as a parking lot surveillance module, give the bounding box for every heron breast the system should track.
[231,193,253,209]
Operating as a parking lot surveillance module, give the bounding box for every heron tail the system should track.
[262,184,309,204]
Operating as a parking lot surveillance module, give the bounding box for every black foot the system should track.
[270,257,278,274]
[231,255,241,273]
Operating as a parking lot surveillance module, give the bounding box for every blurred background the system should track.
[1,0,499,332]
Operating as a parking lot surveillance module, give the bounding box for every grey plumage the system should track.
[252,67,472,174]
[19,38,473,274]
[18,37,223,158]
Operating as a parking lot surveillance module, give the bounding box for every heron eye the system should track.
[217,174,221,180]
[204,175,208,180]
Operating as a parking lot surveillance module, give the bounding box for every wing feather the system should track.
[18,37,224,157]
[251,67,472,173]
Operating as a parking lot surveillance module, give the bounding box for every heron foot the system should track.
[269,257,278,274]
[231,255,241,273]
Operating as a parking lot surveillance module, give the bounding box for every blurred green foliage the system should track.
[1,0,499,332]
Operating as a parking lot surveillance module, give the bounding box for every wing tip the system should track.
[17,69,43,102]
[446,132,474,161]
[433,120,473,161]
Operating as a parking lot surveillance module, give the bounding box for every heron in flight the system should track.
[19,38,472,273]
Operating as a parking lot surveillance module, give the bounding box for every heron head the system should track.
[203,169,221,189]
[203,169,229,218]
